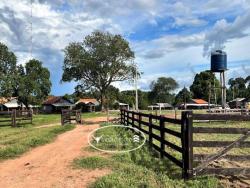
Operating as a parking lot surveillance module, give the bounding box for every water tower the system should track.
[210,50,227,109]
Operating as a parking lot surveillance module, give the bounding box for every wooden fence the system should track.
[0,109,33,127]
[61,109,82,125]
[120,109,250,179]
[192,113,250,177]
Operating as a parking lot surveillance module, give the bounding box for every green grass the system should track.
[32,114,61,126]
[0,122,75,160]
[0,111,119,160]
[73,123,220,188]
[82,111,119,119]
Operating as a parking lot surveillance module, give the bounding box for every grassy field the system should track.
[0,111,119,161]
[73,123,220,188]
[73,111,250,187]
[0,124,75,160]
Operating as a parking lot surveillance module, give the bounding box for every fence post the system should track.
[120,109,123,124]
[30,109,33,124]
[181,111,193,179]
[132,111,135,127]
[80,110,83,124]
[160,116,165,158]
[126,111,129,126]
[12,109,16,127]
[61,110,64,126]
[139,114,142,129]
[149,114,153,146]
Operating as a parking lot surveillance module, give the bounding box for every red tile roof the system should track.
[76,98,98,104]
[192,99,208,104]
[43,96,61,105]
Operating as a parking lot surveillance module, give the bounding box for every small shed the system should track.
[178,99,212,109]
[228,98,248,109]
[75,98,100,112]
[148,103,173,110]
[118,102,130,110]
[42,96,75,113]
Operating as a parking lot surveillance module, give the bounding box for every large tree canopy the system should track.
[190,70,220,101]
[0,42,18,97]
[62,31,135,109]
[174,87,192,106]
[17,59,51,107]
[149,77,178,104]
[227,76,250,100]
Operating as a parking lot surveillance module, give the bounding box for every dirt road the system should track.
[0,117,110,188]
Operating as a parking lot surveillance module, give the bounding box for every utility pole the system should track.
[134,62,139,111]
[30,0,33,59]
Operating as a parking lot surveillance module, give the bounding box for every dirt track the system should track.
[0,117,110,188]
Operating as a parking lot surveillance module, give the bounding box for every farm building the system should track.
[0,97,22,111]
[75,98,99,112]
[178,99,214,109]
[228,98,249,109]
[0,97,39,111]
[42,96,75,113]
[118,102,130,110]
[148,103,173,110]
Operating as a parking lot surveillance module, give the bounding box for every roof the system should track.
[191,99,208,104]
[52,103,75,107]
[148,103,173,108]
[1,98,23,108]
[155,103,173,108]
[118,103,129,106]
[0,97,17,105]
[43,96,61,105]
[43,96,73,105]
[76,98,99,106]
[229,98,246,102]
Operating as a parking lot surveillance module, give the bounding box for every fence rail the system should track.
[0,109,32,127]
[120,109,191,178]
[120,109,250,179]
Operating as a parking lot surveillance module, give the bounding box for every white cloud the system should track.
[134,33,205,59]
[203,10,250,56]
[1,0,250,95]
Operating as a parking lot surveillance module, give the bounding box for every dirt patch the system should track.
[35,123,60,128]
[208,159,250,187]
[0,117,111,188]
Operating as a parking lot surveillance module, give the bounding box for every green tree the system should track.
[62,31,135,110]
[174,87,192,106]
[190,71,219,101]
[118,90,135,108]
[0,42,18,97]
[246,76,250,99]
[227,77,247,100]
[17,59,51,107]
[119,90,150,110]
[149,77,178,104]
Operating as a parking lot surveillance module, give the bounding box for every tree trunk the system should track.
[100,93,105,112]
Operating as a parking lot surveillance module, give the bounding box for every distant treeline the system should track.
[65,71,250,109]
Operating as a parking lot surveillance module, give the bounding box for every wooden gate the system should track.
[61,110,82,125]
[191,113,250,177]
[120,109,250,179]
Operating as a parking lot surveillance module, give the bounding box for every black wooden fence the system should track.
[120,109,250,179]
[0,109,33,127]
[61,109,82,125]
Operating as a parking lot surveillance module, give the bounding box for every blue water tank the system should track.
[211,50,227,72]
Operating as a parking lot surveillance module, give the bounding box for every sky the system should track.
[1,0,250,95]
